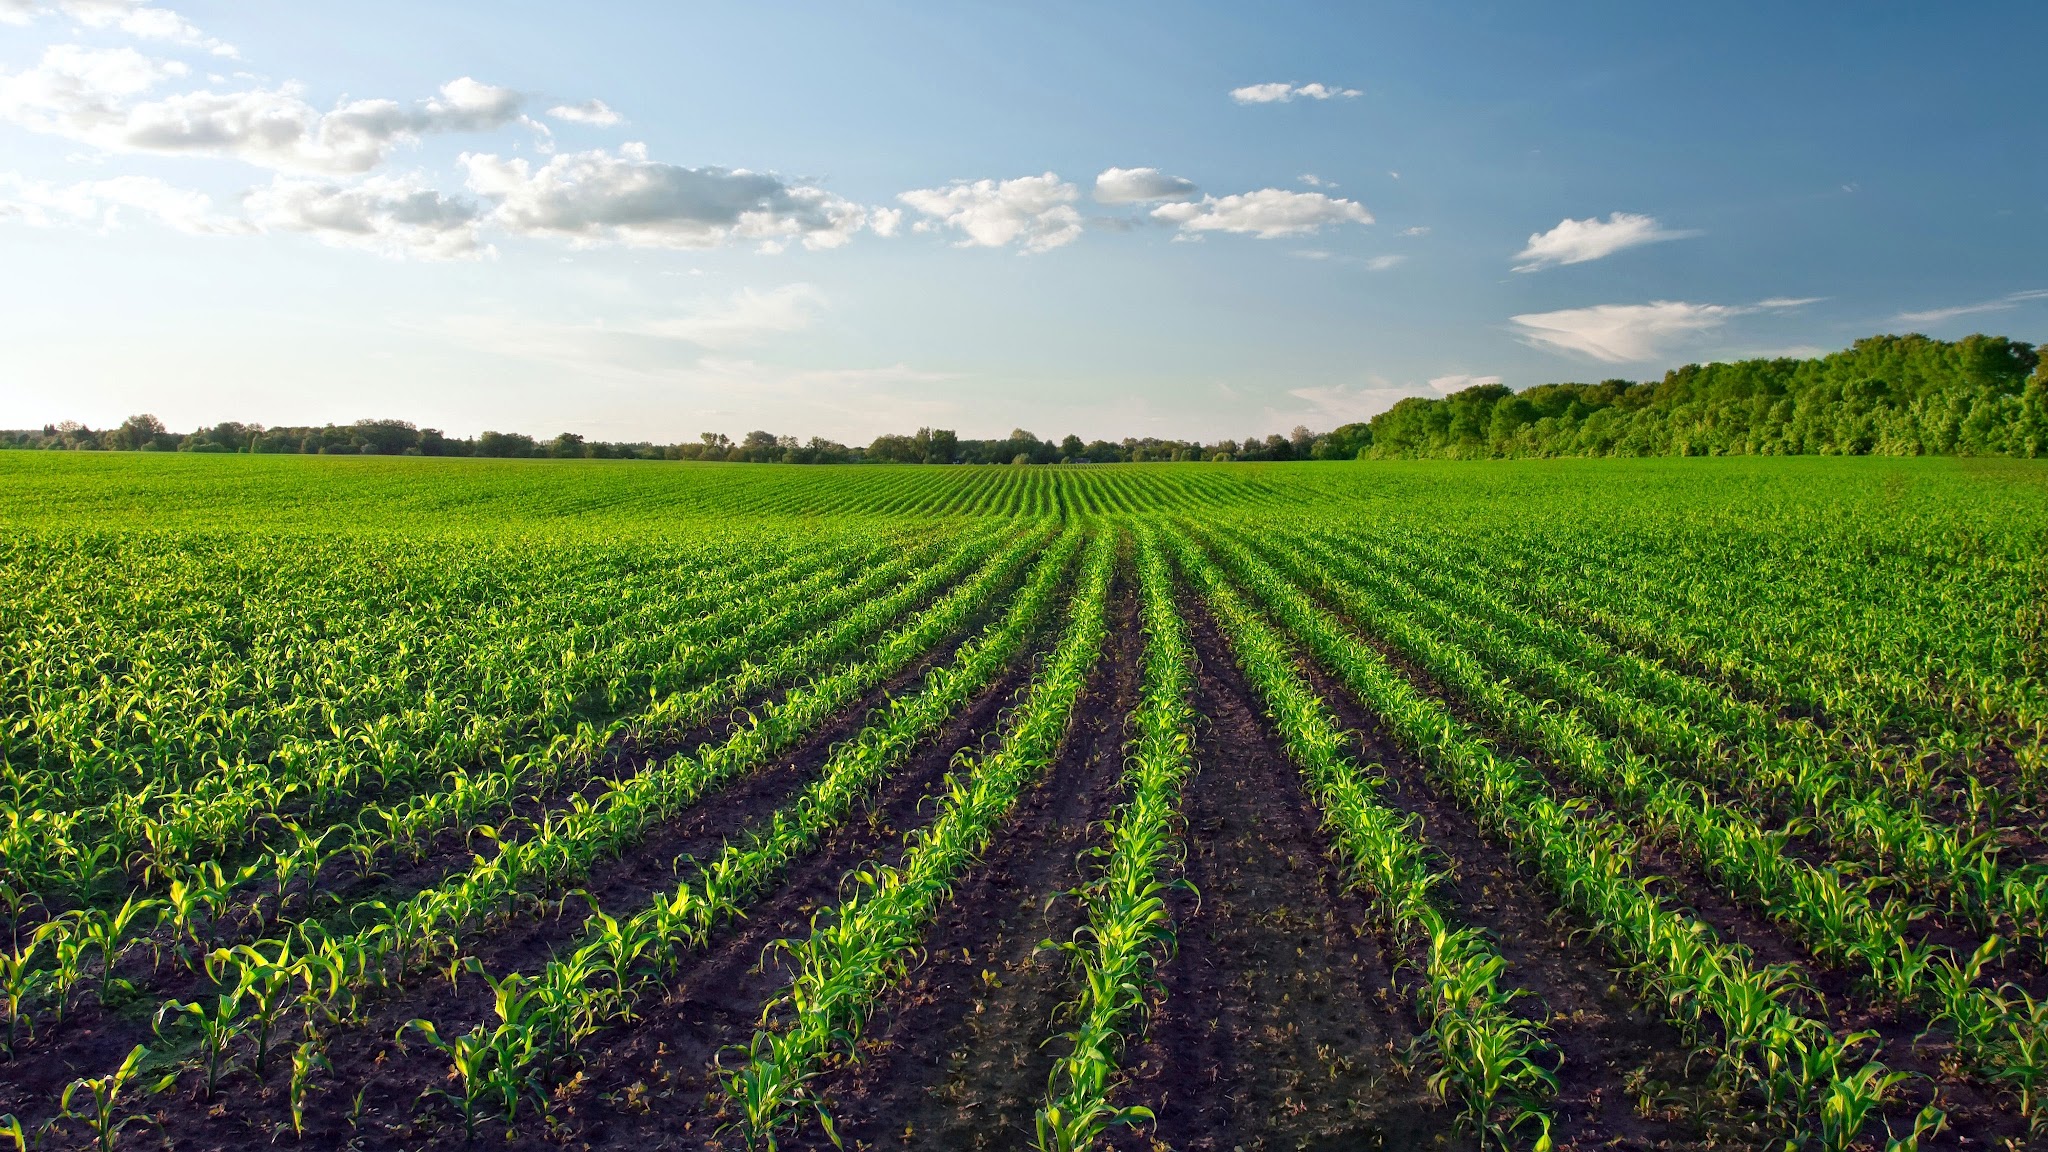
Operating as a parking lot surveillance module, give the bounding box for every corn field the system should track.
[0,452,2044,1151]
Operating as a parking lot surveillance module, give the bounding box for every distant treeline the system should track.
[1368,334,2047,459]
[0,417,1350,463]
[7,334,2043,463]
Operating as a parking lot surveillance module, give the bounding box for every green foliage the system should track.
[1369,334,2045,458]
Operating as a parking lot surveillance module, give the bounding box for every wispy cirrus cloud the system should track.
[1892,288,2048,326]
[546,98,618,126]
[1511,297,1811,363]
[1428,373,1504,395]
[1512,211,1694,272]
[628,284,826,349]
[3,0,236,56]
[0,169,243,233]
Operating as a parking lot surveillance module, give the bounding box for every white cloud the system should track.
[1511,301,1741,362]
[630,284,825,348]
[1230,81,1361,104]
[0,50,525,172]
[1366,254,1404,271]
[1512,211,1692,272]
[465,144,870,251]
[1428,373,1504,395]
[1299,173,1331,188]
[1284,382,1416,423]
[0,170,241,233]
[1892,289,2048,326]
[897,172,1081,253]
[1399,225,1429,237]
[245,175,486,259]
[867,205,902,237]
[1151,188,1372,238]
[6,1,236,55]
[1753,296,1824,308]
[1092,166,1197,204]
[546,98,619,126]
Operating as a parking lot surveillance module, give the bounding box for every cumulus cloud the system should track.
[1230,81,1361,104]
[1512,211,1692,272]
[546,98,619,126]
[897,172,1081,253]
[1428,373,1504,395]
[0,49,525,172]
[245,175,486,259]
[1892,289,2048,326]
[1092,166,1197,204]
[1151,188,1372,238]
[1511,296,1818,362]
[0,169,241,232]
[465,143,869,251]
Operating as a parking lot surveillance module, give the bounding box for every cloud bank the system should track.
[464,143,869,251]
[0,48,523,172]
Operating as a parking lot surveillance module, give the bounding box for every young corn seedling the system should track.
[154,993,245,1099]
[287,1039,331,1139]
[51,1044,174,1152]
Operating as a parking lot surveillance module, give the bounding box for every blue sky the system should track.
[2,1,2043,443]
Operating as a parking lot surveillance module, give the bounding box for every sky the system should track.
[2,1,2044,444]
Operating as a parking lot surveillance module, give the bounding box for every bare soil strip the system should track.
[770,576,1144,1151]
[0,602,1011,1124]
[1293,581,2029,1147]
[115,643,1036,1152]
[1289,643,1739,1152]
[1106,608,1444,1152]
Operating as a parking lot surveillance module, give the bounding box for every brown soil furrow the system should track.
[0,596,1008,1122]
[1287,641,1739,1152]
[1288,586,2028,1148]
[772,574,1144,1150]
[1106,606,1445,1152]
[72,648,1036,1152]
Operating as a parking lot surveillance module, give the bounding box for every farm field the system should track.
[1,452,2045,1152]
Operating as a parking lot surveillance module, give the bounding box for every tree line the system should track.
[6,334,2042,463]
[1366,334,2047,459]
[0,418,1355,463]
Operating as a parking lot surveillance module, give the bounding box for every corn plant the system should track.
[50,1044,174,1152]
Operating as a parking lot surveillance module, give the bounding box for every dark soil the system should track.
[24,630,1037,1151]
[0,575,992,1105]
[1312,677,1761,1152]
[1282,557,2032,1150]
[769,572,1145,1150]
[1104,606,1448,1152]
